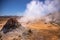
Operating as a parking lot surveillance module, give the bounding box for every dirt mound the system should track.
[0,19,60,40]
[1,18,20,33]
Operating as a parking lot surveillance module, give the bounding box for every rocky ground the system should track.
[0,18,60,40]
[0,28,60,40]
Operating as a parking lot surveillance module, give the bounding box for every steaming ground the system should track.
[0,16,60,40]
[0,0,60,40]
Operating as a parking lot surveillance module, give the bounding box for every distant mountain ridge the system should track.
[0,16,22,18]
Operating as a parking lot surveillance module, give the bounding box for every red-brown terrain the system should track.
[0,16,60,40]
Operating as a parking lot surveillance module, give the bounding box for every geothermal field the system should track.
[0,0,60,40]
[0,16,60,40]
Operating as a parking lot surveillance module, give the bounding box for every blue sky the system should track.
[0,0,45,16]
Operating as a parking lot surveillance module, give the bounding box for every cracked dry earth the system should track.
[0,18,60,40]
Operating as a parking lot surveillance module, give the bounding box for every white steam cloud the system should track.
[18,0,60,23]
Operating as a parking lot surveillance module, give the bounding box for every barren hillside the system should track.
[0,16,60,40]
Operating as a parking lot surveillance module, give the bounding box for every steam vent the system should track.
[0,0,60,40]
[0,18,60,40]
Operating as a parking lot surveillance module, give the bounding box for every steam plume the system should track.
[18,0,60,23]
